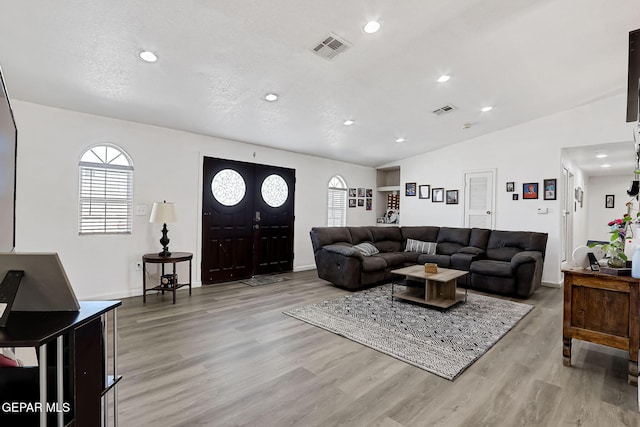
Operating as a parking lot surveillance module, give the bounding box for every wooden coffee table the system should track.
[391,265,468,309]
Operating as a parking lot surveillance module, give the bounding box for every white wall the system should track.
[587,174,633,241]
[381,93,636,285]
[13,101,377,299]
[13,91,637,297]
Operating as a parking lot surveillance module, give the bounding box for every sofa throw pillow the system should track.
[405,238,437,255]
[353,242,380,256]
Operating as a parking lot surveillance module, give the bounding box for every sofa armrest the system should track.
[322,244,364,260]
[458,246,485,256]
[511,251,544,297]
[511,251,542,268]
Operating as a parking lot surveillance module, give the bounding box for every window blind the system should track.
[327,187,347,227]
[79,163,133,234]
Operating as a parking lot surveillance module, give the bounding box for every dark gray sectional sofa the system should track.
[309,225,548,298]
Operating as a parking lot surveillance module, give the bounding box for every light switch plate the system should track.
[136,204,147,216]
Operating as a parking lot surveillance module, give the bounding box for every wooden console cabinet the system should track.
[562,269,640,385]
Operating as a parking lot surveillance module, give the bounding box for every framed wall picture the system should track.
[506,182,515,192]
[605,194,615,208]
[419,185,431,199]
[349,188,357,197]
[358,199,364,207]
[512,194,519,200]
[366,198,372,210]
[405,182,417,196]
[523,182,538,199]
[358,188,365,197]
[432,187,444,202]
[349,199,356,208]
[446,190,459,204]
[366,188,373,197]
[543,178,557,200]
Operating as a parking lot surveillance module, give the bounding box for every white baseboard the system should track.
[294,264,316,272]
[541,281,562,288]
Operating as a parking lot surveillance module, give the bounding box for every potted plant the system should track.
[591,201,638,268]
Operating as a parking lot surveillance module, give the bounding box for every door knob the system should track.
[254,224,260,230]
[486,211,491,214]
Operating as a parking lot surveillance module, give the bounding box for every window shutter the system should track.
[327,175,347,227]
[78,147,133,235]
[327,188,347,227]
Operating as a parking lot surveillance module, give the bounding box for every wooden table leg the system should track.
[142,261,147,303]
[172,263,177,304]
[188,258,192,296]
[562,337,572,367]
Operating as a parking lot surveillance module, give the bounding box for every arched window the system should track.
[79,144,133,234]
[327,175,347,227]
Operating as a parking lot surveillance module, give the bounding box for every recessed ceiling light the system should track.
[596,153,608,158]
[139,51,158,63]
[395,138,405,143]
[363,21,381,34]
[437,75,450,83]
[264,93,278,102]
[601,164,611,168]
[343,119,355,126]
[481,106,493,112]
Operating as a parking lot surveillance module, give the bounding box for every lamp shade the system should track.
[149,201,177,224]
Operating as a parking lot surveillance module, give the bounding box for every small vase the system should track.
[607,254,626,268]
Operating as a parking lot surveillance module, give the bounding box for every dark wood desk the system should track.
[142,252,193,304]
[0,300,121,426]
[562,269,640,385]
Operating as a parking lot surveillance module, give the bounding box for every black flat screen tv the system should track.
[0,66,17,251]
[627,29,640,122]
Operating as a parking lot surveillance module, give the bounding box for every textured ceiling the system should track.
[0,0,639,167]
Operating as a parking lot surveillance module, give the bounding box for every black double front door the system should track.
[201,157,295,284]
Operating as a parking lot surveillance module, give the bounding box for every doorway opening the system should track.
[201,157,295,284]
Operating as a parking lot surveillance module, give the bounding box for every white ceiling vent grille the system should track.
[312,33,351,60]
[432,104,457,115]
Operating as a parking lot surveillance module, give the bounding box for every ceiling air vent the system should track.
[312,33,351,60]
[432,104,457,115]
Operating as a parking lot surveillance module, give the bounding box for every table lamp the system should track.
[149,201,177,257]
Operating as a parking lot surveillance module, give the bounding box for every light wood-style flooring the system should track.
[111,270,640,426]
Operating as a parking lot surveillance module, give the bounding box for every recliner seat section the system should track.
[469,230,547,298]
[309,226,548,298]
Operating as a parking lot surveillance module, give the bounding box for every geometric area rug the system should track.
[283,284,533,381]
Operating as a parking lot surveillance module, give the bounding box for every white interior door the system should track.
[464,171,495,229]
[562,167,574,261]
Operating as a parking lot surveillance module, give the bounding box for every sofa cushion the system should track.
[417,254,451,268]
[348,227,374,245]
[372,252,406,268]
[353,242,379,256]
[437,227,471,246]
[485,230,548,261]
[401,226,440,244]
[405,238,437,254]
[310,227,352,252]
[402,252,420,264]
[470,260,513,278]
[361,256,387,272]
[370,227,402,252]
[435,227,471,255]
[469,228,491,250]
